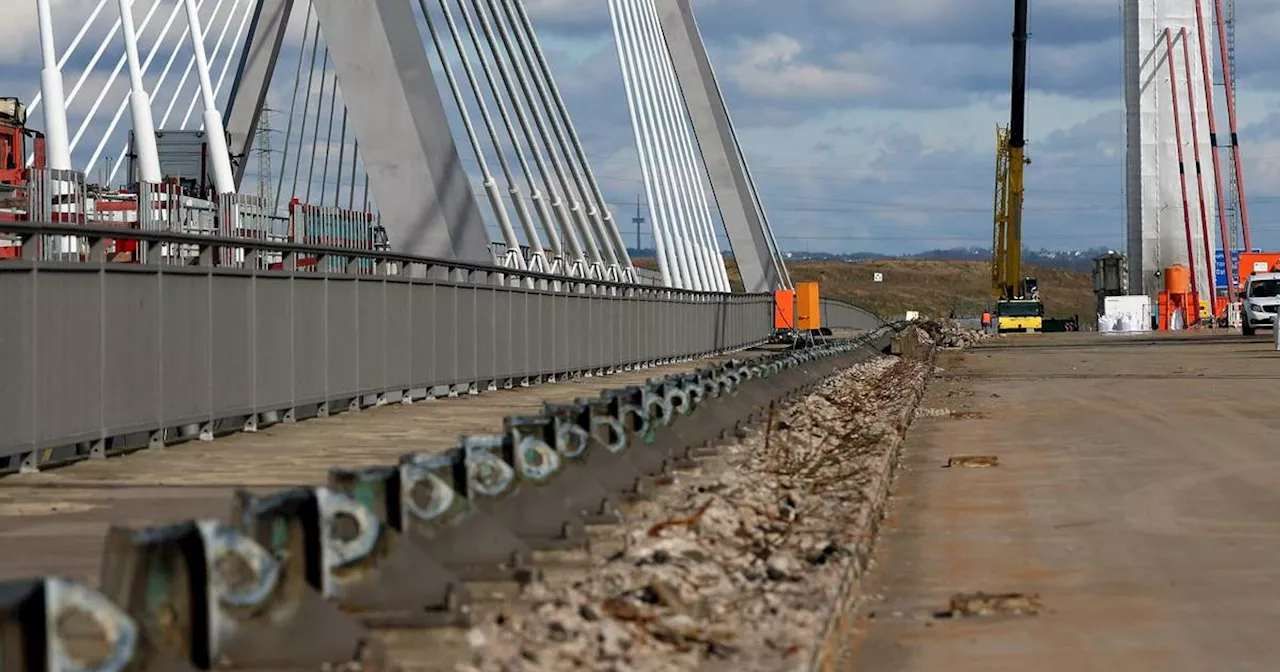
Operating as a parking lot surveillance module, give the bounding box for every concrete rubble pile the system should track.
[918,319,997,350]
[461,345,935,672]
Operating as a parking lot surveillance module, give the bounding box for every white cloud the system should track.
[722,34,881,100]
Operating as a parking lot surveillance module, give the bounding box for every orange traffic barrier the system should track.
[773,289,795,329]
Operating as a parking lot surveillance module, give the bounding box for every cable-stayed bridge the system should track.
[0,2,883,664]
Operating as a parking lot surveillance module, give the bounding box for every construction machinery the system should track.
[0,99,44,187]
[990,0,1043,333]
[1092,251,1129,317]
[0,98,45,257]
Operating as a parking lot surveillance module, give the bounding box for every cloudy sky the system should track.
[6,0,1279,256]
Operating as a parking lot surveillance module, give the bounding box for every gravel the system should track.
[458,340,937,672]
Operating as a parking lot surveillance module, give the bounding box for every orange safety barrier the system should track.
[773,289,795,329]
[796,282,821,331]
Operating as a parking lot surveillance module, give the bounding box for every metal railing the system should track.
[0,328,905,670]
[0,219,884,472]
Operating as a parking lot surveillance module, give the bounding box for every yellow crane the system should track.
[990,0,1043,333]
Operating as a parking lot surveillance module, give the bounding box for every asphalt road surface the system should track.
[848,331,1280,672]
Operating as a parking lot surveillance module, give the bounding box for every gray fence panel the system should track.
[649,298,660,362]
[475,288,498,384]
[492,290,513,383]
[454,286,479,387]
[0,249,890,462]
[0,270,35,454]
[211,274,255,417]
[535,291,553,377]
[254,276,294,412]
[434,284,461,387]
[586,297,600,371]
[292,276,328,407]
[553,293,570,373]
[357,279,387,396]
[158,272,209,427]
[43,269,104,444]
[99,272,157,436]
[326,278,359,403]
[614,294,626,366]
[509,290,528,381]
[584,295,600,371]
[384,281,414,393]
[654,296,664,361]
[410,282,438,390]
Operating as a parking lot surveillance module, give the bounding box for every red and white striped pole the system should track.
[1165,27,1201,313]
[1213,0,1252,250]
[1193,0,1237,301]
[1180,27,1217,317]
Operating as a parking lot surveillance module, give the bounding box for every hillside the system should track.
[626,246,1116,274]
[634,258,1096,323]
[781,260,1095,323]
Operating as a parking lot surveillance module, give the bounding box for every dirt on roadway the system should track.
[846,331,1280,672]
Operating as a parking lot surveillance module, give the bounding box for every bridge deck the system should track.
[848,332,1280,671]
[0,353,749,584]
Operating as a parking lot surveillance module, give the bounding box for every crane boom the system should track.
[990,0,1043,332]
[1005,0,1028,297]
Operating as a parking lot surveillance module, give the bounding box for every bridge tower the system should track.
[1123,0,1220,300]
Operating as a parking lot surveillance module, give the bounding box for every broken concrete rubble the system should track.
[460,341,937,672]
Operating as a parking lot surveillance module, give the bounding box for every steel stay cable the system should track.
[617,0,695,288]
[458,0,585,267]
[437,0,560,260]
[26,0,111,115]
[627,0,708,290]
[180,0,254,128]
[84,0,193,183]
[493,0,619,270]
[637,0,726,291]
[67,0,166,156]
[609,0,678,287]
[275,3,315,212]
[289,18,324,210]
[418,0,524,262]
[304,52,331,206]
[478,0,605,270]
[507,0,634,272]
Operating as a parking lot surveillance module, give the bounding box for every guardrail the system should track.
[0,325,903,671]
[0,221,884,473]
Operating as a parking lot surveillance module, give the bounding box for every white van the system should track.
[1242,272,1280,336]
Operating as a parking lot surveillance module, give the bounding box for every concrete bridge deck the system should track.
[0,352,752,584]
[848,331,1280,671]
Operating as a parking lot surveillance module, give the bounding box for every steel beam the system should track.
[312,0,492,261]
[652,0,783,293]
[224,0,294,187]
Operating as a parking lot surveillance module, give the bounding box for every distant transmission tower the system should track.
[256,108,277,207]
[1215,0,1241,250]
[631,194,646,251]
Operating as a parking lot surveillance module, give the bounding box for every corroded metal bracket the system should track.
[0,577,191,671]
[231,486,470,628]
[99,520,378,669]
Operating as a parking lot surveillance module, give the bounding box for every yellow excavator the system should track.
[991,0,1044,333]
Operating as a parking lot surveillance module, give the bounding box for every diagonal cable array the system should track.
[416,0,636,281]
[31,1,377,217]
[609,0,730,291]
[31,0,252,186]
[29,0,639,283]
